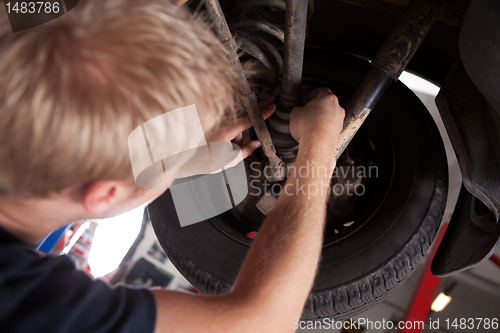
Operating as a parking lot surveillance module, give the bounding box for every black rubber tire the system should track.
[148,50,448,320]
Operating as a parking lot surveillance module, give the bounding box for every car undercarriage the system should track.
[150,0,500,319]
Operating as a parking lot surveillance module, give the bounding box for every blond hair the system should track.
[0,0,238,198]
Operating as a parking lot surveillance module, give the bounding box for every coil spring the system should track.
[228,0,314,96]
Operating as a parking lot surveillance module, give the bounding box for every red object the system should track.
[399,223,449,333]
[247,231,257,239]
[489,254,500,269]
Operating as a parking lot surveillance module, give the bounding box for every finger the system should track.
[257,95,275,109]
[302,87,333,105]
[232,132,243,146]
[243,102,276,126]
[231,115,252,137]
[240,140,261,159]
[231,102,276,135]
[261,103,276,120]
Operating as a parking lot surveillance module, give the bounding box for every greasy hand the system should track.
[290,88,345,143]
[205,96,276,159]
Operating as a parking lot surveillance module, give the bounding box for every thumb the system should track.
[240,140,261,159]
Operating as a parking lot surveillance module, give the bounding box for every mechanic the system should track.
[0,1,344,332]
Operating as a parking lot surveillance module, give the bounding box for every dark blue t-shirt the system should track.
[0,226,156,333]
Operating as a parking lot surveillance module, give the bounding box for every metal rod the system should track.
[335,0,449,159]
[266,0,309,162]
[279,0,309,110]
[204,0,286,182]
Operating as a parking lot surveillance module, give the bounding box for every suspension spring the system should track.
[229,0,314,164]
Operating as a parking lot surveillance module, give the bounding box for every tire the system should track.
[148,50,448,320]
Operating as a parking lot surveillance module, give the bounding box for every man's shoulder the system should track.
[0,227,157,333]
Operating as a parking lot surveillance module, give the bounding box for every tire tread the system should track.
[305,159,448,320]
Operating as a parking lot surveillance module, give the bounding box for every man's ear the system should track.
[81,180,123,215]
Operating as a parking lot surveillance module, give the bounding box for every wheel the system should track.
[148,50,448,320]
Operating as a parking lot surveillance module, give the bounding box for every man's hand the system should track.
[205,96,276,158]
[290,87,345,144]
[153,89,345,333]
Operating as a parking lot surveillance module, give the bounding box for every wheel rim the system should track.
[209,73,396,248]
